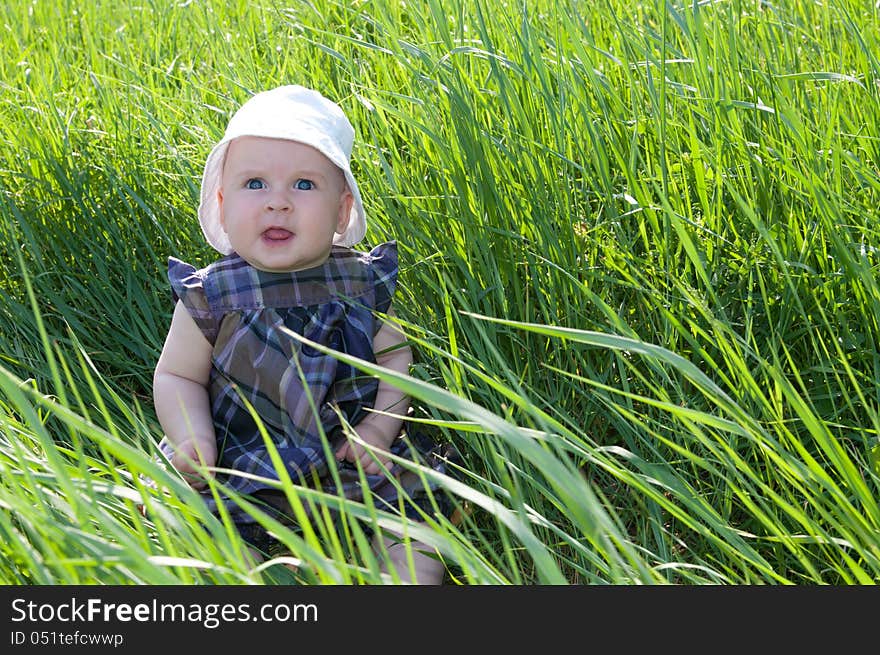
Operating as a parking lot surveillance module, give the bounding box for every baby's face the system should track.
[217,136,353,272]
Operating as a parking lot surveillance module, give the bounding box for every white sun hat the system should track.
[198,85,367,254]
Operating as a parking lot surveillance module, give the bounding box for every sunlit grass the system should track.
[1,0,878,584]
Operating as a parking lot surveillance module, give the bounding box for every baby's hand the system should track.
[170,438,217,491]
[335,423,394,475]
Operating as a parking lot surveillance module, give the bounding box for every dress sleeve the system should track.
[367,241,399,316]
[167,257,219,344]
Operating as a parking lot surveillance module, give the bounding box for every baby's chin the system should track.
[241,249,333,273]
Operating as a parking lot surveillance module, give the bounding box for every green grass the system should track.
[1,0,878,584]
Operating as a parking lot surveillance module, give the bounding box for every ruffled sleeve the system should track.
[168,257,219,344]
[367,241,398,317]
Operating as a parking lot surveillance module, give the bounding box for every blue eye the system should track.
[294,179,314,191]
[246,179,265,190]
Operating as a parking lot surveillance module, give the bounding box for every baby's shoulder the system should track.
[165,256,221,343]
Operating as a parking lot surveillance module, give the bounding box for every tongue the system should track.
[264,228,291,240]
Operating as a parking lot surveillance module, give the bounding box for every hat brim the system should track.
[198,135,367,255]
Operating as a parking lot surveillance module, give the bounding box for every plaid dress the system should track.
[157,241,452,541]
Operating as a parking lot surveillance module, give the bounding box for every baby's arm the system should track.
[153,300,217,489]
[336,306,412,474]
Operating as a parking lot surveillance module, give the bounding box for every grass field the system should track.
[0,0,878,584]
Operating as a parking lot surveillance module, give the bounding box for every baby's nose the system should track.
[266,193,291,211]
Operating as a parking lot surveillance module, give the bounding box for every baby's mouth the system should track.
[262,227,293,242]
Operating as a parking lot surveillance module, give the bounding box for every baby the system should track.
[152,85,450,584]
